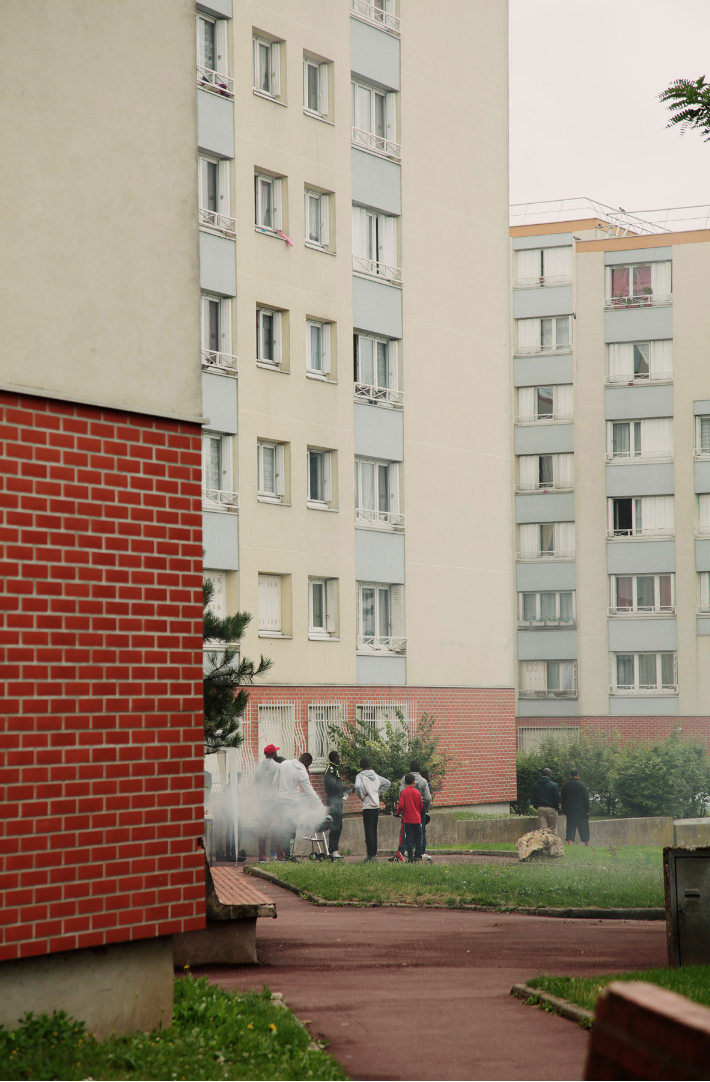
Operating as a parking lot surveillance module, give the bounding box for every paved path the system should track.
[194,870,667,1081]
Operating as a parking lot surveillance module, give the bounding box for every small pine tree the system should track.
[202,579,272,754]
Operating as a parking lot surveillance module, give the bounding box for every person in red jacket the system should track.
[396,773,424,862]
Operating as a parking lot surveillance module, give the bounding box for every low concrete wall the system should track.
[173,919,256,966]
[455,818,537,845]
[674,817,710,846]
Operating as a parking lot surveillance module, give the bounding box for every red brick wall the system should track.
[0,393,205,962]
[241,685,517,806]
[516,716,710,747]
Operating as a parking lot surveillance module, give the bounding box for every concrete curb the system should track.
[510,982,595,1027]
[244,867,665,919]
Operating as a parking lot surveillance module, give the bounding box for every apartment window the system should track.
[258,703,295,757]
[353,333,401,405]
[699,495,710,537]
[255,173,282,232]
[518,522,575,560]
[202,432,237,510]
[515,316,571,355]
[201,295,236,373]
[357,583,405,652]
[514,246,572,288]
[303,56,328,117]
[355,458,402,528]
[198,157,233,235]
[305,189,329,248]
[257,441,285,500]
[198,14,216,70]
[607,418,673,461]
[308,703,343,770]
[352,205,401,282]
[606,340,673,384]
[699,572,710,613]
[351,79,399,159]
[306,321,331,376]
[608,496,674,539]
[197,14,233,97]
[610,574,674,615]
[256,308,281,366]
[695,416,710,456]
[517,453,573,492]
[203,569,228,621]
[519,660,577,698]
[518,591,575,626]
[611,652,677,694]
[606,261,672,307]
[252,35,280,99]
[307,449,332,506]
[258,574,283,633]
[517,384,573,423]
[309,578,338,637]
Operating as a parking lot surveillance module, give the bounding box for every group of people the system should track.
[531,766,591,844]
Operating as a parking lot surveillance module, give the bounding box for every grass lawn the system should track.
[261,846,664,910]
[0,976,347,1082]
[528,965,710,1014]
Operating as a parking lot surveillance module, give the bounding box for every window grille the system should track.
[517,726,580,753]
[258,703,296,759]
[308,704,345,772]
[356,702,411,738]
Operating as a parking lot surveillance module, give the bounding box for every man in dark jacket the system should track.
[560,769,591,846]
[323,751,348,860]
[531,767,560,833]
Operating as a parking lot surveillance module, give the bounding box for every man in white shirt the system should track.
[272,752,322,859]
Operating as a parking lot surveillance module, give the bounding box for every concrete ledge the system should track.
[511,982,594,1027]
[173,919,257,967]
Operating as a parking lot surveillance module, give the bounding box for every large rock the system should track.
[516,829,565,862]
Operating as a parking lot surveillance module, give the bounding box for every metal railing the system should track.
[198,207,237,237]
[357,635,407,654]
[515,412,573,425]
[351,126,401,161]
[516,549,575,561]
[606,528,674,540]
[695,526,710,538]
[354,382,404,407]
[202,487,239,511]
[201,349,238,375]
[513,274,572,289]
[356,507,405,529]
[694,446,710,458]
[518,618,576,628]
[350,0,401,35]
[610,684,677,695]
[516,480,574,493]
[605,372,673,385]
[604,293,672,310]
[518,688,578,699]
[605,449,673,462]
[608,605,675,616]
[196,65,235,99]
[353,253,402,284]
[698,605,710,615]
[514,343,572,356]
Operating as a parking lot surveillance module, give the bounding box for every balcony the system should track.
[606,449,673,463]
[350,0,401,35]
[516,549,575,561]
[514,412,573,425]
[606,528,674,540]
[353,253,402,285]
[605,371,673,386]
[356,507,405,530]
[202,488,239,512]
[604,293,672,310]
[608,606,675,617]
[201,349,238,376]
[513,274,572,289]
[516,480,574,494]
[351,126,401,161]
[518,688,578,700]
[196,65,235,100]
[357,635,407,654]
[514,343,572,357]
[198,206,237,238]
[354,382,403,408]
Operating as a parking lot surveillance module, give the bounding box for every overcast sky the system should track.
[509,0,710,219]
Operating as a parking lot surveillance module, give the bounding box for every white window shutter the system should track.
[700,495,710,532]
[259,574,281,632]
[271,42,280,96]
[273,310,281,363]
[203,570,228,620]
[388,462,399,513]
[325,579,337,633]
[305,322,312,369]
[516,318,537,350]
[381,215,396,267]
[542,245,572,279]
[273,178,281,229]
[515,249,541,282]
[640,418,672,456]
[555,522,575,556]
[215,20,227,75]
[652,260,672,296]
[352,205,364,257]
[385,92,396,142]
[522,661,546,691]
[218,159,230,215]
[390,585,404,637]
[219,298,231,352]
[319,63,328,114]
[643,495,674,532]
[319,194,329,246]
[651,339,673,379]
[519,523,537,554]
[517,387,535,422]
[518,455,537,488]
[321,323,331,373]
[302,59,308,108]
[252,37,258,89]
[556,454,574,485]
[387,339,398,390]
[323,452,332,503]
[275,443,285,496]
[556,384,573,418]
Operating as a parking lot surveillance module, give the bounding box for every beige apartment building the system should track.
[511,201,710,749]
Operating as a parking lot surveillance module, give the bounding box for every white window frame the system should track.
[355,458,403,529]
[351,79,400,160]
[519,660,578,699]
[610,652,677,694]
[307,449,333,507]
[303,56,329,118]
[256,307,282,367]
[202,432,238,512]
[513,246,573,289]
[607,497,675,540]
[695,416,710,457]
[257,440,285,501]
[255,173,282,233]
[198,156,234,236]
[518,591,576,627]
[354,333,402,407]
[356,582,406,653]
[201,294,236,375]
[514,316,572,355]
[698,572,710,614]
[517,522,575,561]
[304,189,330,248]
[258,574,283,635]
[352,205,401,284]
[515,384,573,425]
[605,261,672,309]
[605,340,673,385]
[196,14,233,98]
[608,574,675,616]
[516,453,574,493]
[308,578,338,638]
[252,35,281,99]
[306,320,331,377]
[606,419,674,462]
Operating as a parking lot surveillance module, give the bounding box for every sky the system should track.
[509,0,710,220]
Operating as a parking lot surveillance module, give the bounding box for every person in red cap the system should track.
[255,744,284,862]
[396,773,424,862]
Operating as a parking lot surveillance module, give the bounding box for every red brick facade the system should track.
[0,393,205,962]
[516,715,710,747]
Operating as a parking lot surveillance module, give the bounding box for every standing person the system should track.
[420,768,434,864]
[323,751,348,860]
[560,768,591,846]
[354,757,391,863]
[254,744,284,862]
[531,766,560,834]
[272,752,323,859]
[396,773,423,862]
[397,761,432,863]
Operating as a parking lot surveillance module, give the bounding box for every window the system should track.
[354,333,401,406]
[514,246,572,288]
[699,495,710,538]
[356,702,408,737]
[608,496,674,539]
[518,591,575,626]
[519,661,577,698]
[203,570,228,621]
[351,79,399,159]
[196,14,233,97]
[308,703,343,770]
[255,173,282,232]
[303,56,328,117]
[258,574,283,633]
[516,385,573,423]
[304,189,329,248]
[306,321,331,376]
[258,703,295,757]
[696,416,710,456]
[352,205,401,282]
[256,308,281,366]
[699,572,710,614]
[357,583,405,652]
[606,340,673,384]
[609,574,674,615]
[198,157,233,235]
[202,432,237,510]
[257,440,285,500]
[606,418,673,461]
[517,522,575,560]
[611,652,677,694]
[515,316,571,355]
[517,453,573,492]
[308,578,338,637]
[355,458,402,528]
[307,449,332,506]
[252,34,280,99]
[605,261,672,307]
[197,14,216,71]
[518,725,580,752]
[201,295,236,373]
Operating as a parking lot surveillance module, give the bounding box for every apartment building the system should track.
[511,200,710,749]
[198,0,515,807]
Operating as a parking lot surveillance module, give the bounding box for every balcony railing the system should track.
[514,412,573,425]
[695,447,710,458]
[610,684,677,695]
[516,549,575,561]
[350,0,401,35]
[606,528,674,540]
[516,480,574,494]
[354,382,403,408]
[518,688,578,699]
[518,618,576,628]
[357,635,407,654]
[514,343,572,356]
[608,606,675,616]
[698,605,710,615]
[604,293,672,310]
[356,507,405,529]
[605,371,673,385]
[196,65,235,99]
[351,126,401,161]
[513,274,572,289]
[202,488,239,512]
[353,253,402,284]
[201,349,238,375]
[198,207,237,237]
[605,449,673,462]
[696,526,710,538]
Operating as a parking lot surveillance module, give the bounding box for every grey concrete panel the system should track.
[350,17,400,89]
[695,460,710,493]
[697,618,710,636]
[351,149,400,215]
[604,306,673,343]
[696,539,710,572]
[694,400,710,415]
[354,400,403,460]
[353,275,402,338]
[609,695,678,716]
[203,510,238,569]
[604,246,672,266]
[607,540,675,574]
[198,0,232,17]
[197,90,235,158]
[512,286,573,319]
[607,618,677,652]
[355,527,404,583]
[515,492,575,524]
[356,653,406,685]
[517,628,577,661]
[199,231,236,296]
[517,698,579,717]
[516,561,577,592]
[202,371,237,433]
[605,462,674,498]
[513,233,574,250]
[605,385,673,420]
[514,424,574,455]
[513,355,574,387]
